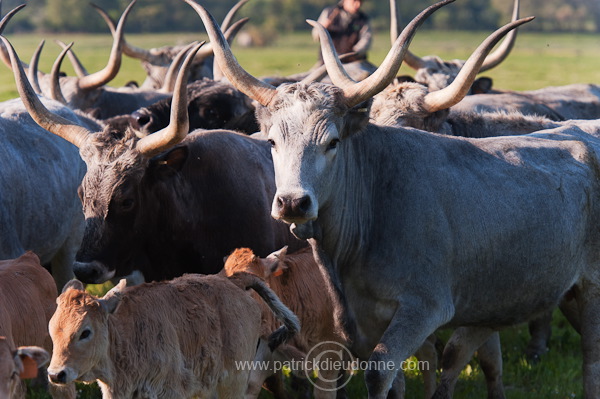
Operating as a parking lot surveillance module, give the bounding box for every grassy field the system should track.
[0,29,599,99]
[13,29,595,398]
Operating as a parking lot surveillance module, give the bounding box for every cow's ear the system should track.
[62,279,85,294]
[394,75,416,84]
[16,346,49,379]
[264,246,289,277]
[150,146,189,178]
[98,279,126,314]
[471,77,493,94]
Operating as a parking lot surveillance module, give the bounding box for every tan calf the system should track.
[48,273,299,399]
[0,336,49,399]
[224,246,345,398]
[0,252,74,399]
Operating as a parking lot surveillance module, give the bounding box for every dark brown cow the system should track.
[3,36,304,285]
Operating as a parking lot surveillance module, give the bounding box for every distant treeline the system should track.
[4,0,600,34]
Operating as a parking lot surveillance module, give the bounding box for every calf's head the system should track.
[0,337,49,398]
[224,246,289,279]
[48,280,125,385]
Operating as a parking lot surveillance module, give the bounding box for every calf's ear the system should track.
[149,146,189,179]
[62,279,85,294]
[98,279,126,314]
[16,346,50,379]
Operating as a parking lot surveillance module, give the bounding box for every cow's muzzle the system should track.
[73,261,115,284]
[272,193,317,224]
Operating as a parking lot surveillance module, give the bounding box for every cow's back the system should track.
[111,274,262,395]
[0,251,57,349]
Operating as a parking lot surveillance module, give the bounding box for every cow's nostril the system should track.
[49,370,67,384]
[136,114,151,126]
[295,196,311,213]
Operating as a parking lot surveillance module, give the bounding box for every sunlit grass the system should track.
[1,30,599,101]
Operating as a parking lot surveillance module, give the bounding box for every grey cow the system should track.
[193,1,600,398]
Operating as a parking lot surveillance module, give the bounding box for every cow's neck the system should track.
[307,127,379,350]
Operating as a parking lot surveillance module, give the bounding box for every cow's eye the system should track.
[79,329,91,341]
[326,139,340,152]
[267,139,275,148]
[121,199,134,211]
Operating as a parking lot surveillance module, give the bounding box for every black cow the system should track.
[4,37,304,285]
[106,78,259,136]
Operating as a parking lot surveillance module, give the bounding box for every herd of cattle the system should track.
[1,0,600,397]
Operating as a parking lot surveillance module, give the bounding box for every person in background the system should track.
[313,0,373,63]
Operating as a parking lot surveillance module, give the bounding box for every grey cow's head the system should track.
[3,36,203,283]
[184,0,456,225]
[370,14,533,131]
[394,0,521,91]
[187,0,533,225]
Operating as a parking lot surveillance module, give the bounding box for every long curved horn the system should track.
[90,1,157,63]
[77,0,136,90]
[0,3,25,33]
[212,17,249,81]
[184,0,277,106]
[1,36,92,148]
[161,41,200,93]
[48,42,73,104]
[0,3,26,69]
[389,0,399,47]
[479,0,520,72]
[308,21,356,88]
[55,39,89,77]
[28,40,44,94]
[220,0,249,32]
[422,16,534,113]
[136,42,205,157]
[314,0,455,108]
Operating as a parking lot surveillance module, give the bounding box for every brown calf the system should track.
[48,273,299,398]
[224,246,345,398]
[0,337,49,399]
[0,252,74,398]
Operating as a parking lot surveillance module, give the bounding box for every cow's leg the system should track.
[431,326,496,399]
[51,216,83,290]
[525,311,553,363]
[313,343,344,399]
[476,333,505,399]
[364,304,450,399]
[578,282,600,398]
[413,334,439,399]
[245,339,276,398]
[560,295,580,334]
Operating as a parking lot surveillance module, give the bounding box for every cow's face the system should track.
[265,83,368,225]
[0,339,20,399]
[370,81,450,132]
[414,56,464,91]
[132,79,257,135]
[73,128,148,283]
[48,285,112,385]
[0,338,49,398]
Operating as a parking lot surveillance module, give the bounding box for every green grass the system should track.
[15,30,592,397]
[1,30,599,101]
